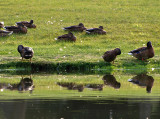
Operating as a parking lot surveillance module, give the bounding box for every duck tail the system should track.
[86,31,91,34]
[0,21,4,25]
[8,31,13,36]
[128,79,133,82]
[128,53,133,55]
[62,27,67,30]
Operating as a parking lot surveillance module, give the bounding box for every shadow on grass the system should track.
[0,58,160,75]
[0,61,112,74]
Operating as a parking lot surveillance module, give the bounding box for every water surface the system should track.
[0,71,160,119]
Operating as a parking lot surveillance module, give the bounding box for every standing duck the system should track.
[16,20,36,28]
[4,23,27,34]
[102,48,121,63]
[128,41,154,60]
[63,23,86,32]
[17,45,34,62]
[0,30,13,37]
[57,32,76,42]
[86,26,106,34]
[0,22,4,28]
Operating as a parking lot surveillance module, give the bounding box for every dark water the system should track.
[0,98,160,119]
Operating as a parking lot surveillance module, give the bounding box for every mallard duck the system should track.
[0,30,13,37]
[128,41,154,60]
[17,45,34,62]
[57,32,76,42]
[63,23,86,32]
[102,74,121,89]
[86,26,106,34]
[4,24,27,34]
[0,22,4,28]
[102,48,121,63]
[16,20,36,28]
[128,74,154,93]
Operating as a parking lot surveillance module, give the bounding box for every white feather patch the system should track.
[128,53,133,55]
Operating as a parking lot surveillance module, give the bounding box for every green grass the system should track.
[0,0,160,70]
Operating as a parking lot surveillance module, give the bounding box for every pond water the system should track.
[0,70,160,119]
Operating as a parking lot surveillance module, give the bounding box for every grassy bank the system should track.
[0,0,160,70]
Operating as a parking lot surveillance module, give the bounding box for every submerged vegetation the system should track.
[0,0,160,71]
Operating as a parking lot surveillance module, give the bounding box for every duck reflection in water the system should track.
[0,77,34,93]
[128,74,154,93]
[57,82,84,92]
[85,84,103,91]
[102,74,121,89]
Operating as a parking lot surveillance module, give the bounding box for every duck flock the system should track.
[0,21,154,63]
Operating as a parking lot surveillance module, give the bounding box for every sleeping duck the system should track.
[0,22,4,28]
[63,23,86,32]
[57,32,76,42]
[128,41,154,60]
[16,20,36,28]
[86,26,106,35]
[0,30,13,37]
[102,48,121,63]
[4,23,27,34]
[17,45,34,62]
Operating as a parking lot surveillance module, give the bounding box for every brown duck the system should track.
[86,26,106,34]
[102,48,121,63]
[63,23,86,32]
[128,41,154,60]
[17,45,34,62]
[4,24,27,34]
[57,32,76,42]
[0,30,13,37]
[16,20,36,28]
[0,22,4,28]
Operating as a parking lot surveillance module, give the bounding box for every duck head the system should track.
[68,32,74,37]
[99,26,103,29]
[79,23,84,27]
[114,48,121,55]
[30,20,34,24]
[18,45,24,53]
[147,41,152,48]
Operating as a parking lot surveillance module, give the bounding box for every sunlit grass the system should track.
[0,0,160,70]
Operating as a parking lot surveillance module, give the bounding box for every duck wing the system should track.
[129,47,147,54]
[5,26,19,30]
[86,28,102,32]
[64,25,78,30]
[58,34,69,39]
[24,47,33,53]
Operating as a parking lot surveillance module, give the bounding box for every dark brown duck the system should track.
[57,32,76,42]
[102,48,121,63]
[86,26,106,34]
[5,24,27,34]
[128,41,154,60]
[63,23,86,32]
[17,45,34,62]
[16,20,36,28]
